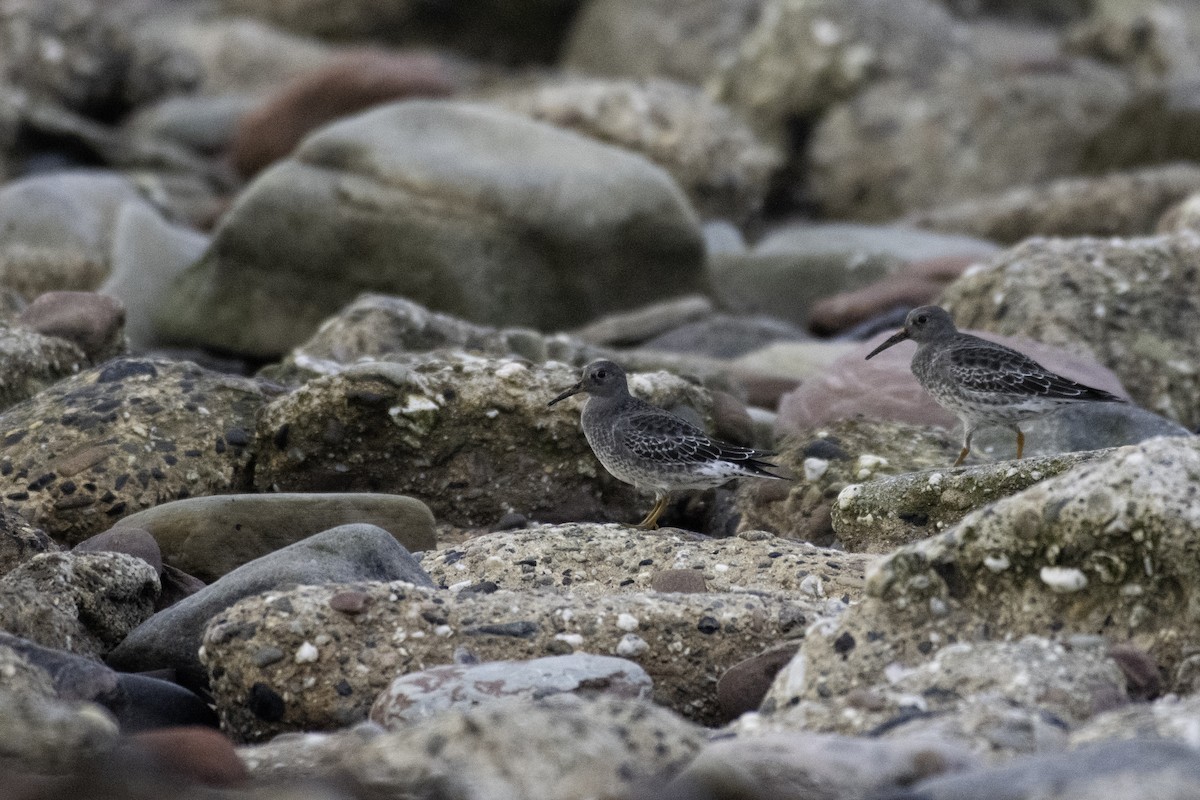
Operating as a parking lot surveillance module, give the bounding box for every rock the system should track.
[709,223,999,328]
[158,100,704,357]
[666,731,978,800]
[128,17,332,98]
[272,293,608,383]
[230,49,460,178]
[0,172,154,297]
[1072,694,1200,747]
[0,322,87,413]
[202,579,824,739]
[241,696,704,797]
[100,201,210,351]
[830,447,1166,553]
[0,358,265,545]
[17,291,125,361]
[716,642,800,723]
[0,645,119,772]
[940,235,1200,429]
[808,60,1134,219]
[131,727,247,787]
[761,637,1128,746]
[74,527,163,575]
[573,294,715,347]
[712,0,966,139]
[642,314,811,359]
[0,505,57,577]
[0,632,215,732]
[124,93,259,155]
[421,525,874,600]
[253,356,722,528]
[0,0,143,115]
[650,568,709,594]
[107,524,431,691]
[789,436,1200,711]
[881,739,1200,800]
[493,77,781,222]
[736,417,960,546]
[904,164,1200,244]
[0,551,159,658]
[808,256,977,336]
[111,493,436,582]
[562,0,765,87]
[370,654,652,727]
[730,340,858,386]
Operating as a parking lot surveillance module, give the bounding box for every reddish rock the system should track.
[17,291,125,360]
[74,527,162,575]
[229,49,461,178]
[808,256,975,336]
[132,726,248,787]
[716,642,800,722]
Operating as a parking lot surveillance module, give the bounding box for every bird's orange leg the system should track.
[635,494,669,530]
[953,429,974,467]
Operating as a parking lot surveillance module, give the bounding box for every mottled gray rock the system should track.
[831,449,1110,552]
[422,525,873,601]
[667,731,979,800]
[0,645,119,772]
[642,314,811,359]
[0,505,57,577]
[787,436,1200,709]
[0,322,87,412]
[712,0,966,138]
[107,524,430,691]
[370,654,652,727]
[0,358,265,545]
[562,0,764,87]
[941,234,1200,429]
[242,696,705,798]
[493,77,781,222]
[736,417,960,546]
[253,355,722,528]
[1073,694,1200,747]
[883,739,1200,800]
[709,223,998,328]
[0,551,159,658]
[100,200,209,351]
[573,295,715,348]
[156,101,704,357]
[113,493,436,582]
[905,163,1200,244]
[809,61,1134,219]
[202,579,823,739]
[272,293,608,383]
[761,637,1128,746]
[0,172,152,297]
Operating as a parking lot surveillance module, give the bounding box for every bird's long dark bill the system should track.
[864,329,911,360]
[548,382,583,406]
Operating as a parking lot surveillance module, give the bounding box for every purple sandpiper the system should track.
[549,360,787,529]
[865,305,1125,466]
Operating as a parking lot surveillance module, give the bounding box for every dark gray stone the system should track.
[106,524,432,691]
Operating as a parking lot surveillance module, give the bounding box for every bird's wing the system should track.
[943,340,1123,402]
[616,409,770,466]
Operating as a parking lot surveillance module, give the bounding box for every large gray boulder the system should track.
[156,100,705,357]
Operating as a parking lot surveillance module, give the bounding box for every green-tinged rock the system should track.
[156,100,704,357]
[114,493,436,582]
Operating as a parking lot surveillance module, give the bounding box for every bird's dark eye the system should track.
[915,314,928,325]
[595,369,608,380]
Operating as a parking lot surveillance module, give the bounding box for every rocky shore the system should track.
[2,0,1200,798]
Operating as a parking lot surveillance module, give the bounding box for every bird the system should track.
[548,359,787,529]
[865,305,1125,467]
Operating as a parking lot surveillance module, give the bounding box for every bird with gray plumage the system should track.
[548,359,787,529]
[865,305,1125,467]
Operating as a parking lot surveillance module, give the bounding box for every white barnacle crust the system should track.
[1040,566,1088,593]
